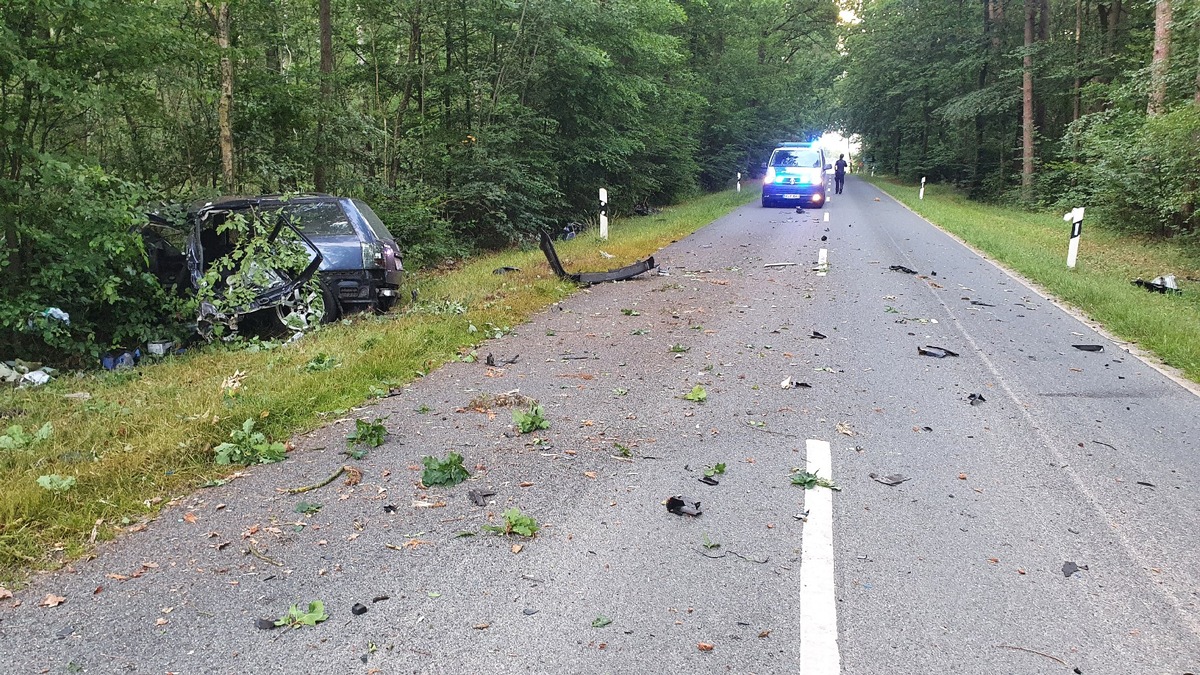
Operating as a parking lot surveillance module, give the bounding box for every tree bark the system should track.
[1073,0,1082,122]
[314,0,333,191]
[217,2,235,192]
[1022,0,1035,203]
[1148,0,1172,116]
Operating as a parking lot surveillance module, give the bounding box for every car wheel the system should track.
[762,198,773,208]
[273,281,339,334]
[377,294,397,313]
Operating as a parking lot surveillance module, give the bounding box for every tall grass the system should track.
[871,177,1200,382]
[0,187,757,584]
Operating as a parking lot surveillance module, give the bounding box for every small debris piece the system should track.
[969,300,995,307]
[759,630,771,638]
[820,235,827,241]
[492,266,520,274]
[889,265,917,274]
[810,331,827,339]
[592,615,613,628]
[868,473,910,486]
[780,378,812,389]
[698,476,719,486]
[282,466,348,495]
[835,421,855,436]
[255,618,276,630]
[39,594,66,608]
[968,393,987,406]
[372,595,390,603]
[763,262,797,268]
[468,488,495,506]
[1062,561,1079,578]
[697,642,715,652]
[352,603,368,615]
[523,608,539,616]
[511,544,523,554]
[383,504,397,513]
[1136,481,1156,488]
[917,345,959,358]
[666,496,702,516]
[1132,275,1181,294]
[1072,344,1104,352]
[473,623,491,630]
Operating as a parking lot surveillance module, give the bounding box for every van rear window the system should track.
[282,202,355,236]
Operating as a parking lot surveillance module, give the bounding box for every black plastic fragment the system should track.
[255,618,276,630]
[492,266,520,274]
[468,488,495,506]
[523,608,539,616]
[868,472,910,486]
[698,476,720,486]
[352,603,368,615]
[820,235,827,241]
[539,230,656,284]
[969,300,995,307]
[1136,481,1156,487]
[1062,561,1079,577]
[1072,344,1104,352]
[918,345,959,358]
[666,496,702,516]
[372,595,390,603]
[1132,276,1181,294]
[811,331,827,339]
[968,393,986,406]
[889,265,918,274]
[383,504,397,513]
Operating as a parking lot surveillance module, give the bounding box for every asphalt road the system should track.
[2,176,1198,675]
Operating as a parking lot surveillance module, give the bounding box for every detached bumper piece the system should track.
[539,230,656,285]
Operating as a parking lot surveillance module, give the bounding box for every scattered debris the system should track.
[868,473,910,486]
[810,331,827,339]
[254,618,276,630]
[1061,561,1089,577]
[592,615,613,628]
[780,378,812,389]
[492,266,520,274]
[1072,344,1104,352]
[1136,481,1156,488]
[539,230,656,284]
[666,496,703,516]
[697,642,715,652]
[485,353,520,367]
[1132,275,1181,294]
[835,421,855,436]
[968,393,987,406]
[763,262,797,268]
[281,466,348,495]
[969,300,995,307]
[351,603,368,615]
[889,265,917,274]
[917,345,959,358]
[820,235,827,241]
[468,488,495,506]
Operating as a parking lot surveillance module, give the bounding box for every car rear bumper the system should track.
[763,184,825,205]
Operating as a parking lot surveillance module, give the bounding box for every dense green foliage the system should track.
[1,0,837,362]
[838,0,1200,235]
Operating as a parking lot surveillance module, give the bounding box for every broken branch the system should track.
[280,466,348,494]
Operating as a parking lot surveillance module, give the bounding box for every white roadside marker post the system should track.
[1064,207,1084,269]
[919,176,926,200]
[599,188,609,240]
[736,172,742,193]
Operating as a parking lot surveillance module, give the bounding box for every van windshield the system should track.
[770,149,821,168]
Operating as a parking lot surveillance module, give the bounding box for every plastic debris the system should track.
[493,266,521,274]
[869,473,910,486]
[1132,275,1181,294]
[351,603,368,615]
[780,378,812,389]
[1072,344,1103,352]
[889,265,917,274]
[19,371,50,387]
[917,345,959,358]
[468,488,495,506]
[666,496,702,516]
[42,308,70,324]
[967,393,986,406]
[810,331,827,339]
[254,618,276,630]
[969,300,995,307]
[101,350,140,370]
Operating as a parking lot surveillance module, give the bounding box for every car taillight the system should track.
[362,241,382,268]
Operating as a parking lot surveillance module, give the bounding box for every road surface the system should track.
[2,175,1198,674]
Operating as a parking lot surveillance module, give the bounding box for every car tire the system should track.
[762,198,773,208]
[272,281,339,334]
[377,294,397,313]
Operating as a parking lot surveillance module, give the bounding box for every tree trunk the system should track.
[1022,0,1035,203]
[314,0,333,191]
[1148,0,1172,116]
[217,2,235,192]
[1073,0,1082,122]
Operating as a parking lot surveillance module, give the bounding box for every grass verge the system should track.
[0,187,757,585]
[869,176,1200,383]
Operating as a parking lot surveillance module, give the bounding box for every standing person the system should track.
[834,154,848,194]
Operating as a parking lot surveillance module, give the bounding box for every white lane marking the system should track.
[801,438,841,674]
[817,248,828,276]
[824,212,829,222]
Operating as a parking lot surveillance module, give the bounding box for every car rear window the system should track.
[770,149,822,168]
[352,199,395,240]
[282,202,355,236]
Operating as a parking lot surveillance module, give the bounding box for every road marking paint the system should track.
[801,438,840,674]
[824,212,829,222]
[817,248,828,276]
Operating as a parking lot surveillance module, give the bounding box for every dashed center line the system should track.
[800,438,841,674]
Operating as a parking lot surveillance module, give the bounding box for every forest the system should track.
[2,0,1196,363]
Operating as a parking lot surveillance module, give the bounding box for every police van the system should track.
[761,143,830,208]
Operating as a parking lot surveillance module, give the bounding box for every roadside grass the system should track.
[0,187,758,585]
[869,177,1200,382]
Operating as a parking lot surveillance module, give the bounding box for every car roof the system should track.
[189,194,342,215]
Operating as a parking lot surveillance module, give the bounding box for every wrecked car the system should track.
[145,194,404,337]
